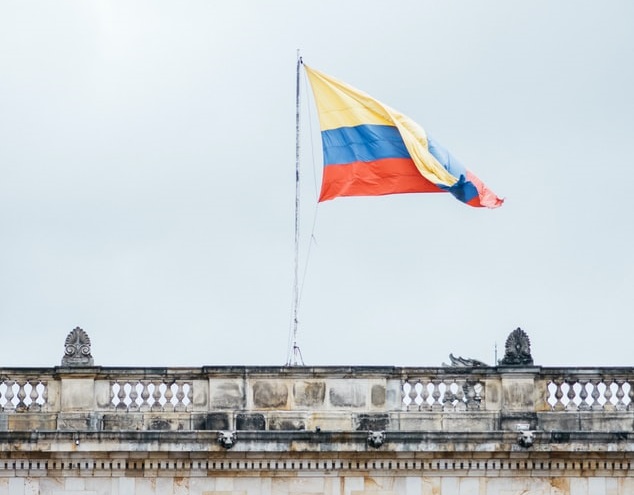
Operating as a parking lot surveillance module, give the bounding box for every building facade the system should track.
[0,328,632,494]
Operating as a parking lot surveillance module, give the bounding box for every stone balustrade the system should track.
[1,328,633,494]
[1,365,633,436]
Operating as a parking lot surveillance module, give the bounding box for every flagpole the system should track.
[287,51,304,366]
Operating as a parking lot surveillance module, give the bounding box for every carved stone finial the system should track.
[442,353,488,367]
[499,327,533,366]
[61,327,94,366]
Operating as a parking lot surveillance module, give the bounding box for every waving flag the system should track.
[304,65,503,208]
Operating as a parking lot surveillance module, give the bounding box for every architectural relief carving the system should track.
[517,430,535,448]
[442,353,488,367]
[499,327,534,365]
[217,430,237,449]
[367,430,385,448]
[61,327,94,366]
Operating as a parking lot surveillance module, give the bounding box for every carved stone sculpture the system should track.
[442,353,488,367]
[218,431,237,449]
[499,328,533,366]
[367,430,385,449]
[61,327,94,366]
[517,430,534,448]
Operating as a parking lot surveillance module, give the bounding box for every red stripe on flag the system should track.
[319,158,444,202]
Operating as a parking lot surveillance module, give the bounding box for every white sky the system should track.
[1,1,633,368]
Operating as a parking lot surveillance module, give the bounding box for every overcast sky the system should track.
[1,1,633,368]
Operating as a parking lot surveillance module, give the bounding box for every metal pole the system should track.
[287,51,304,366]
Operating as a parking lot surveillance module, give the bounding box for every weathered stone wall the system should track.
[0,326,633,494]
[0,474,632,495]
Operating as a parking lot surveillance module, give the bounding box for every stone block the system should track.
[293,381,326,407]
[500,412,538,431]
[191,380,208,409]
[385,380,402,409]
[235,413,265,430]
[483,379,501,411]
[371,385,386,406]
[4,413,57,431]
[253,381,288,409]
[102,413,143,431]
[306,412,353,431]
[355,413,389,431]
[501,377,534,412]
[578,412,634,432]
[329,382,366,408]
[61,378,95,411]
[44,381,61,411]
[94,380,111,409]
[267,414,306,431]
[193,412,230,430]
[143,413,192,431]
[146,417,173,431]
[209,380,244,410]
[538,412,580,432]
[391,413,442,431]
[442,413,496,432]
[57,412,102,431]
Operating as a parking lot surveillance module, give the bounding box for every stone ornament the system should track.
[499,327,534,366]
[517,430,535,448]
[218,431,237,449]
[367,430,385,449]
[442,354,488,367]
[61,327,94,367]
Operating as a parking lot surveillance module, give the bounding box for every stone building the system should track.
[0,327,632,494]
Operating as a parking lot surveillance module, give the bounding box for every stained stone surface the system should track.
[253,381,288,408]
[293,381,326,407]
[1,329,633,494]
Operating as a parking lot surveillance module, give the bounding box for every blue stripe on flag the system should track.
[321,124,411,166]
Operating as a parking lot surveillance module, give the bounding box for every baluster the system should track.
[139,381,151,412]
[442,381,454,412]
[628,381,634,411]
[566,381,577,411]
[407,382,418,410]
[401,381,410,409]
[5,380,15,411]
[164,383,174,411]
[590,380,602,410]
[29,381,41,411]
[128,382,139,411]
[16,381,27,411]
[552,381,564,411]
[175,382,186,412]
[152,381,163,411]
[463,382,476,410]
[473,382,484,408]
[603,381,614,411]
[116,382,128,410]
[578,380,590,411]
[615,380,626,411]
[186,383,193,408]
[420,381,431,410]
[454,381,466,411]
[431,380,442,412]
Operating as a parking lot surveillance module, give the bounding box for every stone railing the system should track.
[1,365,633,434]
